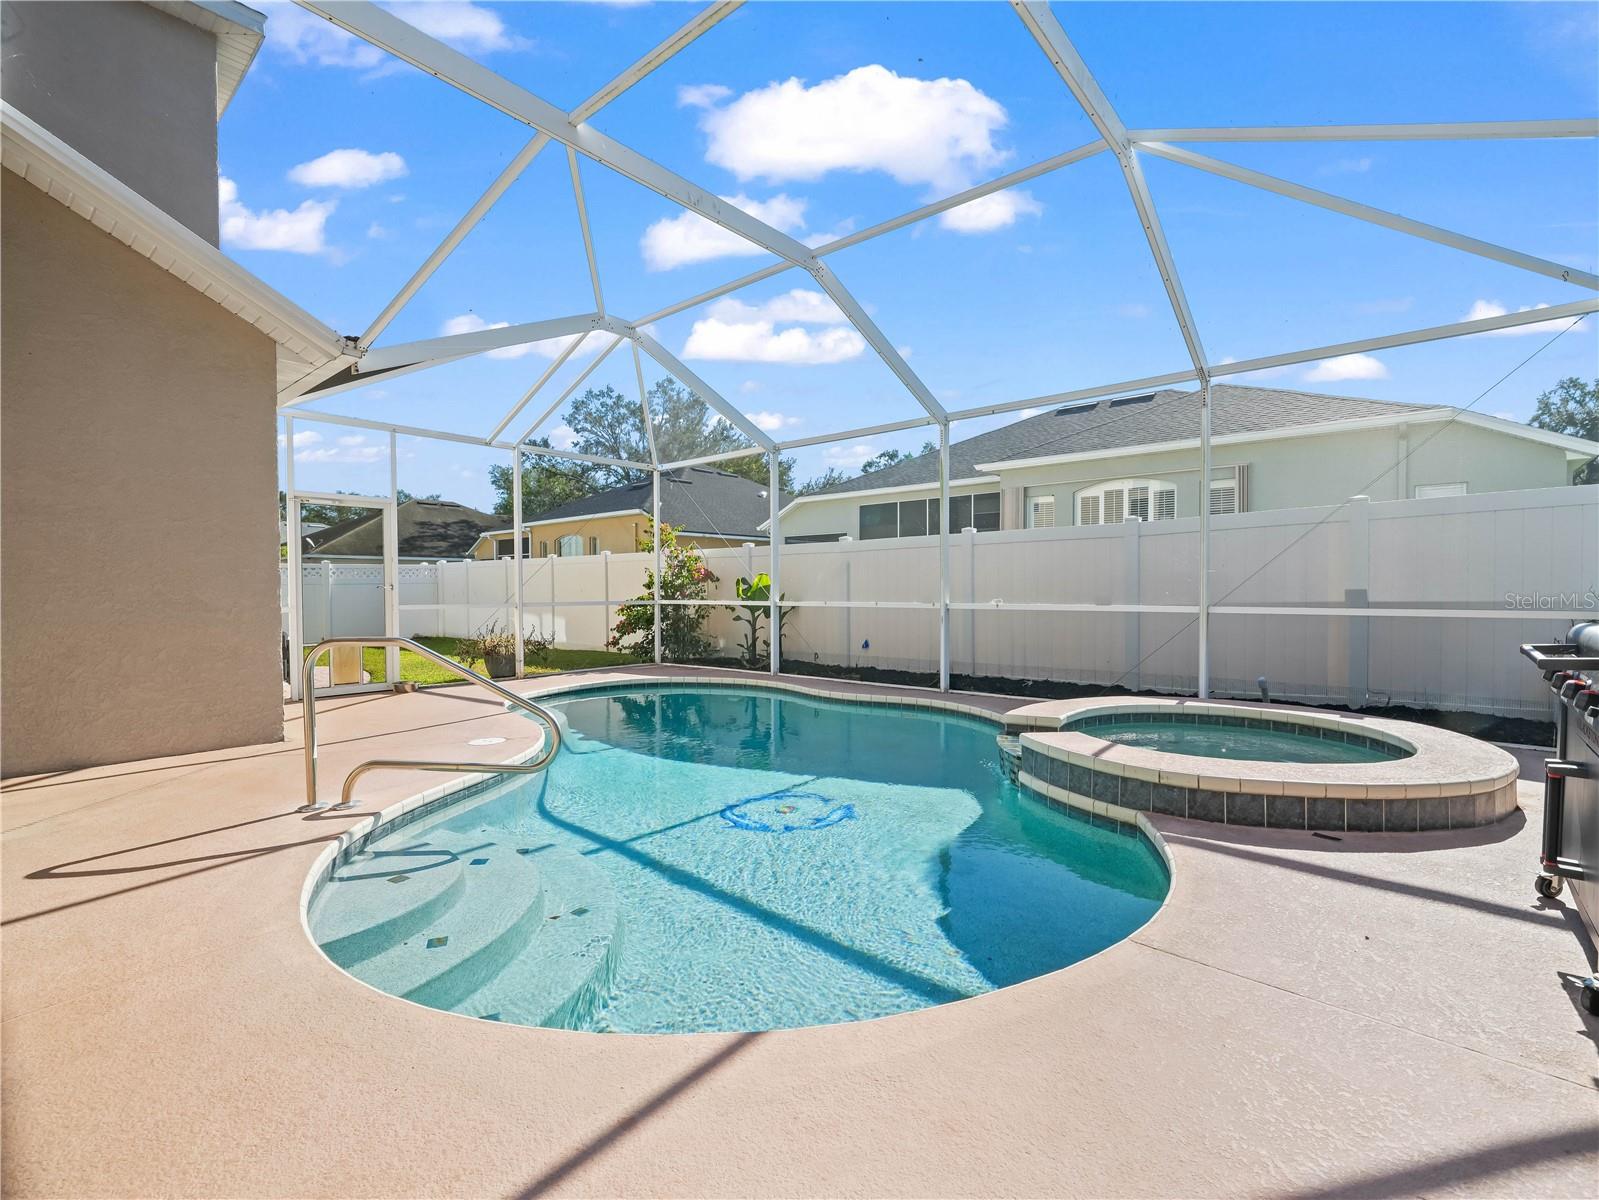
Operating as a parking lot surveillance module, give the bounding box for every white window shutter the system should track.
[1154,488,1175,520]
[1128,485,1149,521]
[1031,495,1056,529]
[1078,494,1100,526]
[1104,488,1125,525]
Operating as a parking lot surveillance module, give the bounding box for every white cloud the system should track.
[282,429,385,463]
[1115,302,1152,319]
[262,2,525,71]
[440,314,581,359]
[684,288,862,365]
[640,193,808,270]
[738,380,762,395]
[937,187,1043,233]
[262,4,386,68]
[823,443,879,469]
[367,222,391,239]
[549,423,579,451]
[1318,156,1374,176]
[683,319,866,365]
[393,1,527,52]
[677,83,732,109]
[289,149,408,189]
[698,65,1010,192]
[746,410,801,432]
[705,289,846,326]
[1462,298,1556,336]
[219,177,334,254]
[1303,353,1389,382]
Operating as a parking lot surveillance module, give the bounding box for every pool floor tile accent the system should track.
[386,875,410,883]
[426,936,448,949]
[469,857,490,866]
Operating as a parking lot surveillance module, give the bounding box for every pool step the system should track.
[458,843,622,1030]
[314,843,469,969]
[346,838,547,1011]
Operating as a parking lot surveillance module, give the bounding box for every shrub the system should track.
[608,522,717,660]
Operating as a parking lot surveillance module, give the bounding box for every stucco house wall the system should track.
[0,0,221,242]
[780,418,1581,541]
[473,512,762,559]
[1,172,283,774]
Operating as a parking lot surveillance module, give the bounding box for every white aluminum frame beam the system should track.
[778,415,937,451]
[352,0,743,348]
[568,145,605,316]
[300,2,815,267]
[811,261,947,421]
[660,446,771,470]
[1011,1,1210,377]
[631,328,776,450]
[486,330,593,443]
[280,352,474,408]
[1127,119,1599,143]
[1141,141,1599,290]
[1211,297,1599,379]
[632,340,660,468]
[516,334,627,446]
[357,312,617,374]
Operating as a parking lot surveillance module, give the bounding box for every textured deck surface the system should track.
[4,666,1596,1198]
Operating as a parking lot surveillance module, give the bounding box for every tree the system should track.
[860,441,937,475]
[395,488,441,504]
[608,522,717,660]
[562,377,770,488]
[488,437,600,518]
[794,467,852,495]
[1529,377,1599,484]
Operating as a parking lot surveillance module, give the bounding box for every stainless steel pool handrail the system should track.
[302,636,561,811]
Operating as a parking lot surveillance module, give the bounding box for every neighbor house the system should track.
[1,0,343,773]
[303,498,503,561]
[769,384,1599,542]
[472,466,782,559]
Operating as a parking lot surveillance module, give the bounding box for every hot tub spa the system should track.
[1010,699,1520,833]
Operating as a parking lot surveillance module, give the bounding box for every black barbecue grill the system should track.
[1519,622,1599,1015]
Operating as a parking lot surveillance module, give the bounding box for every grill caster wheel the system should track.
[1536,874,1564,899]
[1582,982,1599,1017]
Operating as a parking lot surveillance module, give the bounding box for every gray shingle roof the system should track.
[525,466,781,540]
[303,498,503,559]
[810,384,1427,496]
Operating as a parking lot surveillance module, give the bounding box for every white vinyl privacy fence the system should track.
[283,486,1599,718]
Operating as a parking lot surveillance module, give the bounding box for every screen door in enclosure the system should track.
[291,495,399,699]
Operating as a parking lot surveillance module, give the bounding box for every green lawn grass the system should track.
[305,637,637,686]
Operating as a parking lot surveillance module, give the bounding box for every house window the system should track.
[587,536,600,555]
[539,540,549,557]
[1209,465,1247,516]
[1029,495,1056,529]
[860,502,899,540]
[556,534,583,556]
[1415,482,1466,499]
[949,491,1001,532]
[1075,478,1179,526]
[863,491,999,539]
[494,537,528,559]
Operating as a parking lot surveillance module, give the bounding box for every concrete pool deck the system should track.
[3,666,1596,1198]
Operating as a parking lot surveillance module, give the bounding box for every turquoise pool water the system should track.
[1067,715,1407,764]
[308,686,1169,1034]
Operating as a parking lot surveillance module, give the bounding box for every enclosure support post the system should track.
[1198,377,1213,698]
[512,446,525,677]
[385,430,400,684]
[285,415,304,702]
[769,450,781,675]
[652,467,662,664]
[938,422,951,692]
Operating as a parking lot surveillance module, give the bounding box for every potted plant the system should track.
[464,622,519,679]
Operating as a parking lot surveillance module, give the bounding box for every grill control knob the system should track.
[1577,689,1599,712]
[1561,678,1586,702]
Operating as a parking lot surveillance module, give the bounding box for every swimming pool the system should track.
[307,685,1169,1034]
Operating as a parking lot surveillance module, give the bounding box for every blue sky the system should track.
[223,1,1599,510]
